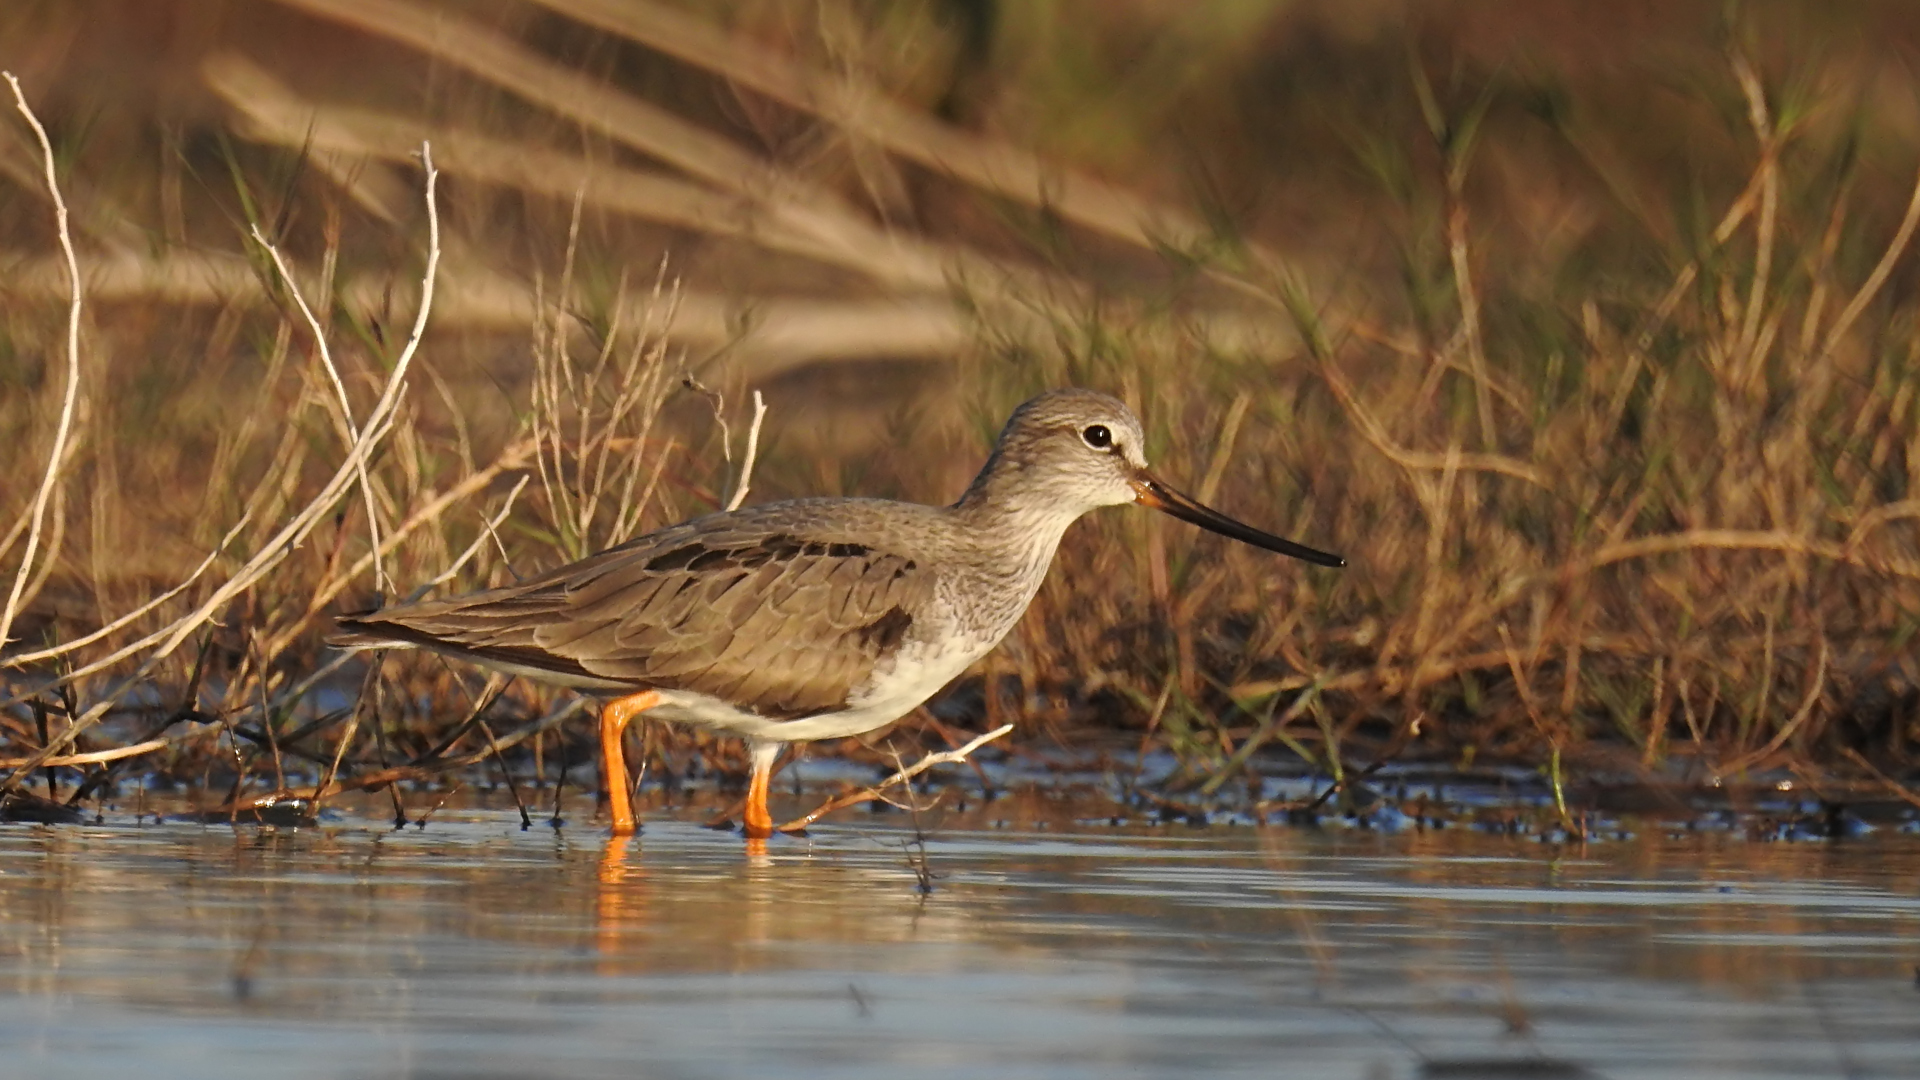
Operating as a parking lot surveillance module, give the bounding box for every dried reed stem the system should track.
[524,0,1233,262]
[724,391,768,512]
[1817,162,1920,364]
[775,723,1014,833]
[1,511,254,669]
[0,144,442,790]
[0,74,84,653]
[251,224,389,592]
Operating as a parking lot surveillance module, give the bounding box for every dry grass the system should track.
[2,1,1919,822]
[992,39,1920,800]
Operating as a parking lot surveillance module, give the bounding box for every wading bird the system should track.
[332,389,1343,838]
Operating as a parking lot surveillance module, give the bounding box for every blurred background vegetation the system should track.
[4,0,1920,815]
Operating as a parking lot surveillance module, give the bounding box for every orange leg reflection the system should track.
[596,836,648,965]
[742,740,782,840]
[599,691,661,835]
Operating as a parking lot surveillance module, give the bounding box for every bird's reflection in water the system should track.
[594,837,646,966]
[743,837,778,954]
[593,832,783,968]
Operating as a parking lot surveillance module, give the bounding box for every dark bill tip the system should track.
[1132,473,1345,568]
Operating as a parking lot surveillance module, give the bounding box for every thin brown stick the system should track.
[476,716,531,829]
[1713,637,1829,778]
[310,698,585,798]
[1441,165,1496,449]
[3,511,254,669]
[1318,353,1547,488]
[252,223,389,591]
[412,672,511,765]
[1838,747,1920,812]
[261,443,535,662]
[775,724,1012,833]
[0,737,184,769]
[1818,161,1920,364]
[314,660,378,813]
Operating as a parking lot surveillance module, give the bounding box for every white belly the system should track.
[644,632,992,743]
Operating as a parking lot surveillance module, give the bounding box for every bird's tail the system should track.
[326,610,420,652]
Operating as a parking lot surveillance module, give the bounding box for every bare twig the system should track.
[1,143,442,791]
[313,677,368,815]
[424,476,529,588]
[1318,353,1547,488]
[775,724,1012,833]
[411,671,511,765]
[2,510,254,668]
[1498,624,1574,832]
[0,73,85,653]
[272,436,537,658]
[309,698,586,798]
[1838,747,1920,812]
[1817,162,1920,364]
[1713,637,1830,779]
[476,716,532,829]
[0,734,202,769]
[251,223,389,592]
[725,390,768,512]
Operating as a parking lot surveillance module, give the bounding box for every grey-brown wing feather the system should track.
[333,521,931,719]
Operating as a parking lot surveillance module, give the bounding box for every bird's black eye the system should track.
[1082,424,1112,449]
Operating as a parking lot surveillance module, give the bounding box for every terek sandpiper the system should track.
[331,388,1343,837]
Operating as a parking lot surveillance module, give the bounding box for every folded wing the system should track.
[332,522,930,719]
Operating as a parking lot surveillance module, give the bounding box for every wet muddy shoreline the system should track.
[6,747,1917,849]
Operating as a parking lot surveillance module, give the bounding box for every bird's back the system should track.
[333,496,994,719]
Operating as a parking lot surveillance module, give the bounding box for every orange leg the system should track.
[742,740,783,840]
[599,691,661,836]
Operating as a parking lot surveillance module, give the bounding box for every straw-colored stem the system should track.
[0,74,85,654]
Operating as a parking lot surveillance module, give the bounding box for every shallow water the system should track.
[1,805,1917,1079]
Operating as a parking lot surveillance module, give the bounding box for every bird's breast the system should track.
[849,619,998,715]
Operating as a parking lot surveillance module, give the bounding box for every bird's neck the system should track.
[951,452,1087,571]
